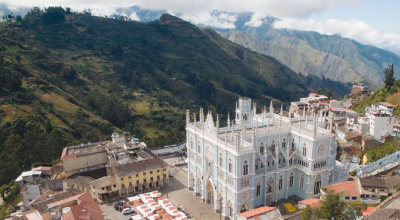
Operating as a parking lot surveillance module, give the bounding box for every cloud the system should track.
[274,18,400,54]
[244,12,268,27]
[129,12,140,21]
[2,0,361,19]
[181,12,237,29]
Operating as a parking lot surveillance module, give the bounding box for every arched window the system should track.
[219,153,223,167]
[227,200,233,217]
[282,138,286,149]
[300,174,304,189]
[243,161,249,175]
[190,138,193,150]
[260,143,264,155]
[279,175,283,190]
[314,174,322,195]
[240,202,249,213]
[256,181,261,196]
[198,141,201,153]
[267,177,274,193]
[291,139,295,151]
[229,159,232,173]
[289,173,294,187]
[302,143,307,156]
[271,141,275,152]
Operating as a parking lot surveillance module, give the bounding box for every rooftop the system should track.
[61,141,110,160]
[237,206,277,218]
[364,208,400,220]
[16,170,42,182]
[324,181,360,196]
[65,175,95,189]
[90,176,117,188]
[30,189,81,214]
[111,147,168,177]
[298,198,320,207]
[359,176,388,188]
[379,102,394,108]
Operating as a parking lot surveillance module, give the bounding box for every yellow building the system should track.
[107,141,169,196]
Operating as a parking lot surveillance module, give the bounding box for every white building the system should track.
[365,102,395,140]
[186,98,337,219]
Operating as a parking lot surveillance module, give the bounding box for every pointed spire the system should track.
[193,112,196,123]
[280,104,283,116]
[227,112,230,128]
[186,109,190,126]
[216,114,219,128]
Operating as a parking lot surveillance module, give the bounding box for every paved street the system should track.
[160,157,221,220]
[99,156,220,220]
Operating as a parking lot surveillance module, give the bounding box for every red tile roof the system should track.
[237,206,276,218]
[379,102,394,107]
[60,193,103,220]
[363,207,375,216]
[298,198,320,207]
[324,181,360,196]
[32,166,52,171]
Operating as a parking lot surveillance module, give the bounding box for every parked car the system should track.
[118,205,130,212]
[113,201,125,209]
[122,208,134,215]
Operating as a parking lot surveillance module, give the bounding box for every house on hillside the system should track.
[358,176,400,204]
[320,181,361,203]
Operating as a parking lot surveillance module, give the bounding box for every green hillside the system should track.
[0,8,350,187]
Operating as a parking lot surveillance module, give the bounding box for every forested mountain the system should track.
[217,17,400,87]
[3,5,399,86]
[0,8,349,186]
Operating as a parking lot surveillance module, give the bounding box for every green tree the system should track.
[382,64,395,90]
[15,15,22,22]
[305,189,367,220]
[301,205,313,220]
[316,88,322,95]
[326,88,333,99]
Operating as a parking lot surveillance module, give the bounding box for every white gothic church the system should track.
[186,98,337,219]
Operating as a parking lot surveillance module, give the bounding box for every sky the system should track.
[2,0,400,54]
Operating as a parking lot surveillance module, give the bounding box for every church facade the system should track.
[186,98,337,219]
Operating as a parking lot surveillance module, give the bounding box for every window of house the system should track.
[121,184,125,189]
[121,177,124,181]
[163,168,166,171]
[345,197,350,200]
[229,159,232,173]
[261,163,264,168]
[144,178,147,183]
[255,164,258,170]
[157,175,160,180]
[150,171,153,174]
[219,153,223,167]
[129,182,132,187]
[157,169,160,173]
[128,176,131,179]
[302,143,307,156]
[136,174,139,177]
[113,184,116,188]
[372,189,376,192]
[143,172,146,175]
[279,175,283,190]
[136,180,139,185]
[352,197,357,200]
[102,187,105,190]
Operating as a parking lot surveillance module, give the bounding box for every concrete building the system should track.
[358,176,400,204]
[61,141,110,178]
[64,133,169,203]
[363,102,395,140]
[236,206,282,220]
[320,180,361,203]
[16,167,63,205]
[186,98,338,219]
[350,83,371,96]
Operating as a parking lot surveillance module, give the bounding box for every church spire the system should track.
[227,112,230,128]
